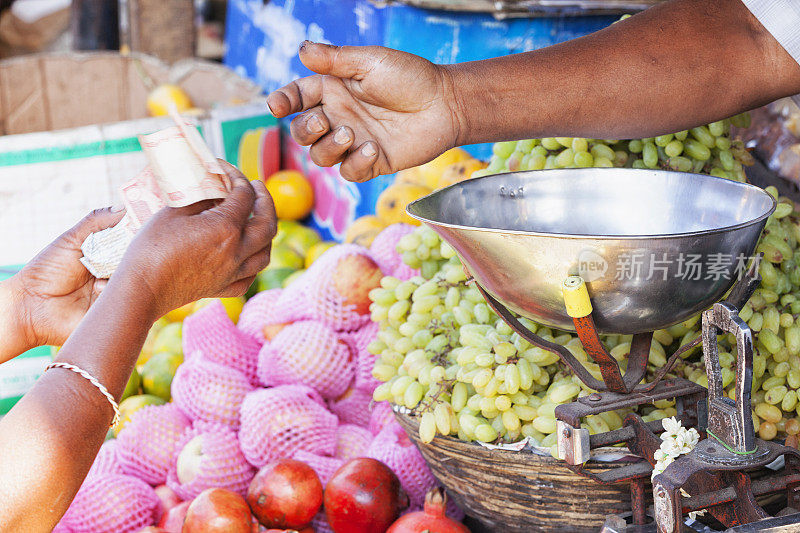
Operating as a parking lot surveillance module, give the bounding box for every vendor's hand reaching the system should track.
[114,161,277,319]
[267,42,463,182]
[11,206,125,350]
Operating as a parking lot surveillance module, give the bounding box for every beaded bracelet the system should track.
[45,362,120,428]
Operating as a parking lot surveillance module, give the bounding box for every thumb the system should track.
[299,42,386,79]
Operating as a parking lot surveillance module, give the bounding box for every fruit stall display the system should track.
[54,200,470,532]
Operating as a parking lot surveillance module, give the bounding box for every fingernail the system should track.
[266,99,276,116]
[307,114,324,134]
[111,203,125,213]
[361,142,377,157]
[299,40,311,52]
[334,127,351,145]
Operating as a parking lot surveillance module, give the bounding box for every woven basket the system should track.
[395,411,648,532]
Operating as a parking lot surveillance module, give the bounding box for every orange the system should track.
[147,84,193,117]
[375,183,431,226]
[266,170,314,220]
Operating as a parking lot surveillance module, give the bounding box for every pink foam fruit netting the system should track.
[166,421,254,501]
[171,356,254,430]
[116,404,191,485]
[182,299,262,386]
[239,385,338,468]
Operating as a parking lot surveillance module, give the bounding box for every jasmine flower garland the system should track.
[652,416,706,520]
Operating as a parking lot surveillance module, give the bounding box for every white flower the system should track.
[651,465,664,481]
[673,431,695,455]
[684,428,700,448]
[654,448,669,463]
[679,488,691,498]
[660,439,682,458]
[661,416,682,438]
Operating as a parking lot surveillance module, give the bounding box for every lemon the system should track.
[265,170,315,220]
[274,220,302,248]
[256,267,296,292]
[281,224,321,258]
[282,269,306,287]
[268,244,305,270]
[164,301,196,322]
[305,241,337,268]
[193,297,245,323]
[152,322,183,355]
[141,351,184,402]
[146,84,193,117]
[121,368,141,401]
[114,394,166,436]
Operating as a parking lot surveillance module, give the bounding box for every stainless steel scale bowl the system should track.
[407,168,776,334]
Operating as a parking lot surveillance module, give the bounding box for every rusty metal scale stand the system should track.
[405,169,800,532]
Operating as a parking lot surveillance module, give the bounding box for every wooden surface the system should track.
[396,411,643,532]
[124,0,195,64]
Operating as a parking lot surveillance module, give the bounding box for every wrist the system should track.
[0,277,36,360]
[439,63,472,149]
[101,272,162,325]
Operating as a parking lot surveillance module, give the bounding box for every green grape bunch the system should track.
[370,111,800,456]
[473,114,754,182]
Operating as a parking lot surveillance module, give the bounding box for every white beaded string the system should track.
[46,362,121,428]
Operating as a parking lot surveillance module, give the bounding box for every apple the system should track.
[154,484,181,517]
[183,488,253,533]
[332,254,383,315]
[157,500,190,533]
[176,435,205,485]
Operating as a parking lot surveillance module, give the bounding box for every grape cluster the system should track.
[369,226,676,456]
[372,111,800,452]
[679,186,800,441]
[473,115,753,183]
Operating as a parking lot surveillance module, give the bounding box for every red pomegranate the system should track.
[324,458,408,533]
[183,488,253,533]
[387,488,470,532]
[158,500,190,532]
[247,459,323,529]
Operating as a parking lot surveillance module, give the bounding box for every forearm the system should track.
[0,279,34,364]
[448,0,800,145]
[0,276,158,532]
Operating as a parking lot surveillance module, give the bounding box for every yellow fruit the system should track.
[266,170,314,220]
[268,244,305,270]
[114,394,166,436]
[141,351,184,402]
[193,297,246,324]
[152,322,183,355]
[121,368,141,401]
[395,167,426,186]
[437,159,488,188]
[282,269,306,287]
[164,301,196,322]
[305,241,337,268]
[146,84,193,117]
[274,220,301,247]
[282,224,321,257]
[417,148,473,189]
[375,183,431,225]
[344,216,386,248]
[137,319,168,368]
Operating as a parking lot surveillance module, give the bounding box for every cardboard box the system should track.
[0,51,278,413]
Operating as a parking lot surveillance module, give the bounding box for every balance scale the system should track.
[408,168,800,533]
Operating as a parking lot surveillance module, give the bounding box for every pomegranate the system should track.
[158,500,190,532]
[324,458,408,533]
[332,255,383,314]
[387,488,470,532]
[183,488,253,533]
[247,459,323,528]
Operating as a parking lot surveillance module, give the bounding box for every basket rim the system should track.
[394,409,642,462]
